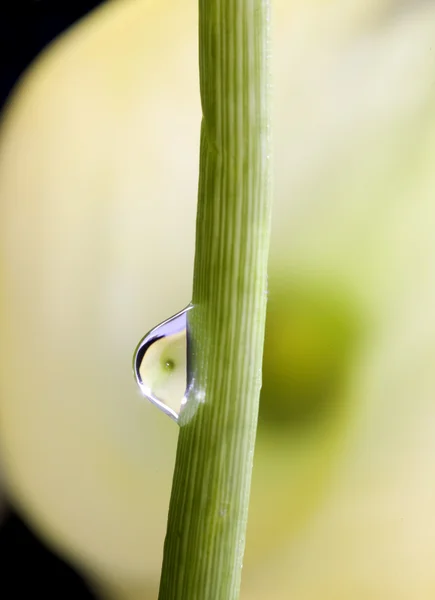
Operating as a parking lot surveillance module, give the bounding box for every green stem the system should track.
[158,1,272,598]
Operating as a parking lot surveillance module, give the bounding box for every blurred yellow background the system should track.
[1,0,435,598]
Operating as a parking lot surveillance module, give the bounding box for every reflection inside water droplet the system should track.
[133,306,192,423]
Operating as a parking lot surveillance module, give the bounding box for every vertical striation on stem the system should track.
[158,1,272,598]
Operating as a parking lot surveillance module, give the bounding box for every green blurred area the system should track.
[260,279,362,429]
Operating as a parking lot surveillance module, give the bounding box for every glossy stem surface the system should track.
[158,1,272,598]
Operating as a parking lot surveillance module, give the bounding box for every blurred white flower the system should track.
[0,0,434,598]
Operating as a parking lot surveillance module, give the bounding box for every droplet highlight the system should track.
[133,306,192,423]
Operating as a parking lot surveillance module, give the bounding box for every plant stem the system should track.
[158,1,272,599]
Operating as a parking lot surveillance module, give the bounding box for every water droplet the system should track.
[133,306,192,423]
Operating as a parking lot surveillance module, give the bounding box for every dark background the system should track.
[0,0,104,112]
[0,3,106,596]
